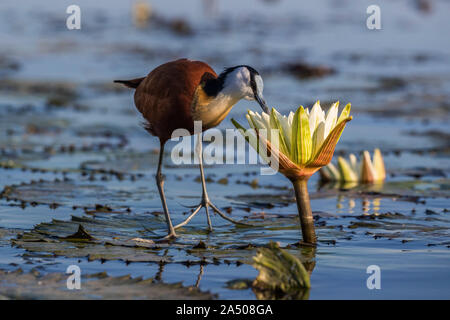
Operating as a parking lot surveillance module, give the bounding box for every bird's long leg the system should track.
[156,141,177,238]
[196,133,214,232]
[175,133,253,231]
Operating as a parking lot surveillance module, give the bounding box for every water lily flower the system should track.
[320,148,386,183]
[232,101,352,243]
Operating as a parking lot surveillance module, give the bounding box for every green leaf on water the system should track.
[252,241,310,291]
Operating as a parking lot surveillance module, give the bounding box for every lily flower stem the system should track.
[292,178,316,244]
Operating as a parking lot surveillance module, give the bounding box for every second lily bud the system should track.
[320,148,386,183]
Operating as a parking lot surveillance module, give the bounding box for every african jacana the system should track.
[115,58,268,238]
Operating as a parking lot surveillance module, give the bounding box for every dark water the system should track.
[0,0,449,299]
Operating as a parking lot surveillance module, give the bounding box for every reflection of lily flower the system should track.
[320,148,386,183]
[232,101,352,243]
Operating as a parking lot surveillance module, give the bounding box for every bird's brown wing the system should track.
[134,59,217,142]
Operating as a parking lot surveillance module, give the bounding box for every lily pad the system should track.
[12,215,176,263]
[0,268,213,300]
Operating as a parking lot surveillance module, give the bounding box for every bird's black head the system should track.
[217,65,269,113]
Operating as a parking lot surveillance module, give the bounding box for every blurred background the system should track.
[1,0,449,153]
[0,0,449,299]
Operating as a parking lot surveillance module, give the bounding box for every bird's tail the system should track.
[114,77,145,89]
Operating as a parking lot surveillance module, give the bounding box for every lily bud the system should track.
[232,101,352,181]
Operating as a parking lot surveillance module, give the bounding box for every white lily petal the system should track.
[327,162,341,180]
[251,111,262,124]
[308,101,322,137]
[246,114,255,129]
[338,157,358,182]
[311,121,325,156]
[252,116,266,131]
[276,111,292,152]
[324,102,339,138]
[261,112,272,140]
[288,111,294,127]
[349,153,358,173]
[261,112,271,129]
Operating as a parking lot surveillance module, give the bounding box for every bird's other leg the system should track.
[156,141,177,238]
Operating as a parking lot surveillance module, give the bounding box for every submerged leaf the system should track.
[252,241,310,292]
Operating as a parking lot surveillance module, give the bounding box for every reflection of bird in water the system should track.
[195,264,204,288]
[154,248,168,281]
[115,59,268,238]
[153,256,205,288]
[154,262,165,282]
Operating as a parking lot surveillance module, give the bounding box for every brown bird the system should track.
[115,58,268,238]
